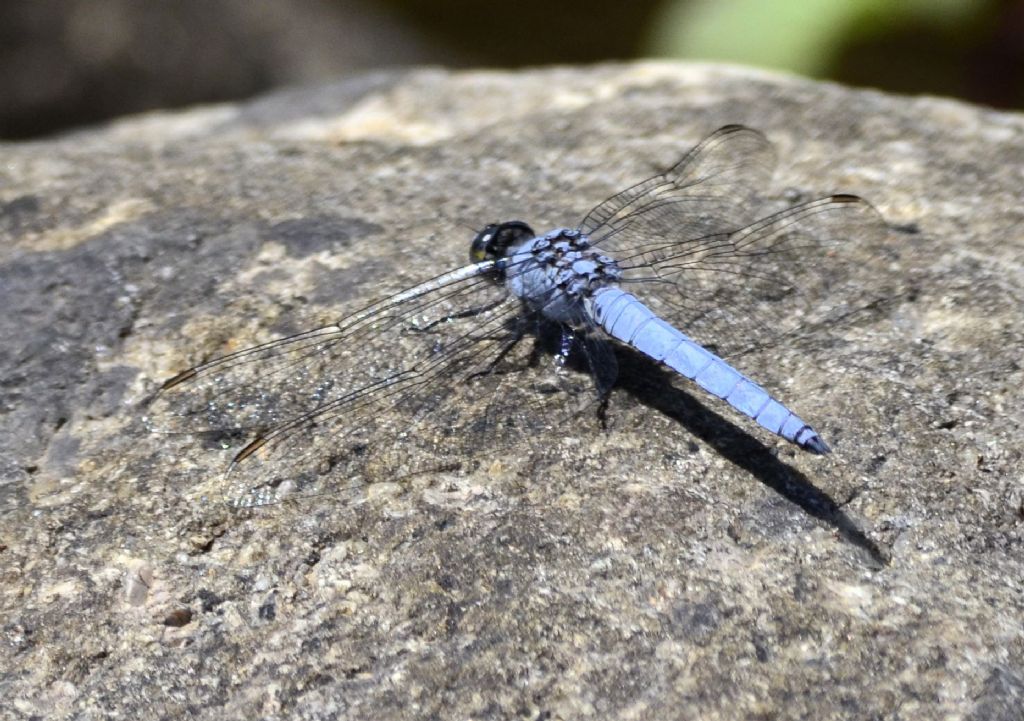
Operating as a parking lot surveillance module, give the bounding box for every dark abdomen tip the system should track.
[802,435,832,455]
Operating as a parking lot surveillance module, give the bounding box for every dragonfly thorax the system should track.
[504,227,623,325]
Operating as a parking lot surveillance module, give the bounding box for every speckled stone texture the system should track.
[1,63,1022,720]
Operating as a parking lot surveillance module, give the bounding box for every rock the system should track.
[1,63,1022,719]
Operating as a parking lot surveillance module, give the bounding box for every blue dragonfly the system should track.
[146,125,885,507]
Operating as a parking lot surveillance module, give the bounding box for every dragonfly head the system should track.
[470,221,535,264]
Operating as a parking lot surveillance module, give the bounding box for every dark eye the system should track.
[470,225,499,262]
[470,221,535,263]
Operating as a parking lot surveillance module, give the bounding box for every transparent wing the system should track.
[144,261,588,507]
[146,264,505,507]
[580,124,777,244]
[602,194,891,358]
[147,263,503,433]
[580,124,892,359]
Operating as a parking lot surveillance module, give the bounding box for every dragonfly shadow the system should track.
[612,349,888,567]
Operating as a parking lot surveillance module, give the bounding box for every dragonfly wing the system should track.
[146,263,503,433]
[144,263,562,506]
[609,194,893,359]
[580,124,777,245]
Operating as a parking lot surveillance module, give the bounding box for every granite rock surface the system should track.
[1,63,1022,720]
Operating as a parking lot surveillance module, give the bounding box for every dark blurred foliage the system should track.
[1,0,1022,140]
[371,0,664,66]
[0,0,446,139]
[833,0,1024,109]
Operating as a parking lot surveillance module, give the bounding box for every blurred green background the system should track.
[2,0,1022,139]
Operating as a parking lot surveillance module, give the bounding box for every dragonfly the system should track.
[145,125,885,507]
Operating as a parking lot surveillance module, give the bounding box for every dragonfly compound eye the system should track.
[470,221,535,263]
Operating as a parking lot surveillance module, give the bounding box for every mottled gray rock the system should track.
[1,63,1022,720]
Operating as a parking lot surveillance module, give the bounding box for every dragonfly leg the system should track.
[411,296,508,333]
[555,327,575,368]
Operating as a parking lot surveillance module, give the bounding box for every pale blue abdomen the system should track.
[589,287,829,453]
